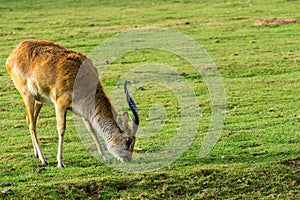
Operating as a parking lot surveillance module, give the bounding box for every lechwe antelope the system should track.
[6,39,139,167]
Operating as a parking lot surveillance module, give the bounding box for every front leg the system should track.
[55,104,67,168]
[83,119,111,162]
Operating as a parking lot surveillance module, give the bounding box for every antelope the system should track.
[6,39,139,167]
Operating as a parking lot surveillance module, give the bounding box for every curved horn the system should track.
[124,81,139,135]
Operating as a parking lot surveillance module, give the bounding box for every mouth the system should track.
[107,147,132,162]
[119,157,132,162]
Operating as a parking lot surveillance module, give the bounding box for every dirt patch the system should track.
[254,18,300,26]
[283,158,300,174]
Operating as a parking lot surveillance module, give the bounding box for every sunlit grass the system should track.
[0,0,299,199]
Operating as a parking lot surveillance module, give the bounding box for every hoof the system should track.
[57,160,65,168]
[104,156,112,164]
[41,159,49,166]
[57,163,65,168]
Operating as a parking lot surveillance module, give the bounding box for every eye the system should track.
[125,138,133,150]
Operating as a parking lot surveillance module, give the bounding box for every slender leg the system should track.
[34,102,43,119]
[26,114,38,158]
[54,104,67,168]
[83,119,111,162]
[23,95,48,165]
[31,102,43,158]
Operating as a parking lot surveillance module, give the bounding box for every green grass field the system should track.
[0,0,299,199]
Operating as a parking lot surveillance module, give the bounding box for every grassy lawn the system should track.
[0,0,299,199]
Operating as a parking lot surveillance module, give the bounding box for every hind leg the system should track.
[7,65,47,165]
[28,101,43,158]
[23,95,48,165]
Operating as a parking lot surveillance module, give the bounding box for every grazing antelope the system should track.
[6,39,139,167]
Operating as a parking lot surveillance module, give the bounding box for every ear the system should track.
[116,112,130,131]
[122,112,129,122]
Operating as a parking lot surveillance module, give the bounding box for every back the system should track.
[6,39,88,104]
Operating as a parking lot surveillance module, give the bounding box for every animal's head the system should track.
[106,82,139,162]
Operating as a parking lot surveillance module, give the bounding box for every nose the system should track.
[121,157,132,162]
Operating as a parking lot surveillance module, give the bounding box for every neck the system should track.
[89,83,121,140]
[72,67,121,139]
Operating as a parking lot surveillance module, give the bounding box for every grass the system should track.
[0,0,299,199]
